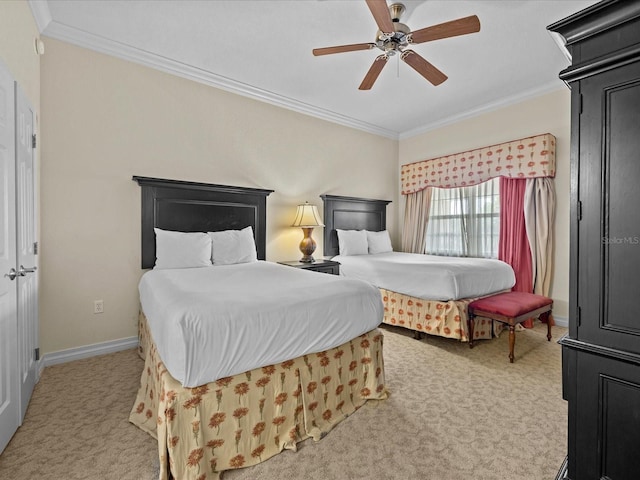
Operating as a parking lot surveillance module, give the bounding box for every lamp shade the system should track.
[291,202,324,228]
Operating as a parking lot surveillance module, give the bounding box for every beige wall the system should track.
[40,38,399,354]
[0,1,40,113]
[399,88,572,319]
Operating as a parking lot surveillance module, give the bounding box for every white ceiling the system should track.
[29,0,598,139]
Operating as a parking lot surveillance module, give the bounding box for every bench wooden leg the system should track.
[508,324,516,363]
[540,310,553,341]
[468,314,475,349]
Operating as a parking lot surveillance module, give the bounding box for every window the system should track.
[425,177,500,258]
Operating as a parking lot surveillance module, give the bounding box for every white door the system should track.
[0,59,18,454]
[15,84,37,419]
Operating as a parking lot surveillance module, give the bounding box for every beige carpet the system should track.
[0,322,567,480]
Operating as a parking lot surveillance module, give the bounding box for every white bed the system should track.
[139,260,384,387]
[332,251,515,301]
[130,179,388,479]
[331,251,515,341]
[320,195,516,342]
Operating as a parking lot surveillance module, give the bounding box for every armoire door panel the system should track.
[573,350,640,480]
[578,61,640,351]
[602,77,640,336]
[600,374,640,480]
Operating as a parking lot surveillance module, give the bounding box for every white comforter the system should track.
[333,252,515,301]
[139,261,383,387]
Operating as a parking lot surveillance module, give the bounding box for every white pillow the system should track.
[154,228,212,270]
[336,229,368,256]
[209,226,258,265]
[366,230,393,254]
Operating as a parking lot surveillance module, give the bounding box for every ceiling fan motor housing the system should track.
[375,3,410,55]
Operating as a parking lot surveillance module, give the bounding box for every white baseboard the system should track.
[39,336,139,375]
[553,315,568,328]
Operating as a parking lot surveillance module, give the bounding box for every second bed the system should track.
[322,194,515,342]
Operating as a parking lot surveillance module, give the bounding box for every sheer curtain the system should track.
[401,188,432,253]
[425,178,500,258]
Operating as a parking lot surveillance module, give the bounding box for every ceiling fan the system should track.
[312,0,480,90]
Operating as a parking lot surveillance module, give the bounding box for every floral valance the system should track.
[401,133,556,194]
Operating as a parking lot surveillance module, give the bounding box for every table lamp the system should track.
[291,202,324,263]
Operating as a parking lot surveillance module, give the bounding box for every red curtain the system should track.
[499,177,534,328]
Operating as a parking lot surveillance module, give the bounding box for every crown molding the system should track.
[548,30,572,63]
[399,81,568,139]
[38,18,399,140]
[27,0,52,33]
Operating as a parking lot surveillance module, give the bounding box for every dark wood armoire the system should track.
[548,2,640,479]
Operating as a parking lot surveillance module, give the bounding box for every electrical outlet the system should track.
[94,300,104,314]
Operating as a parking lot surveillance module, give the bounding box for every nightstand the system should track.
[277,259,340,275]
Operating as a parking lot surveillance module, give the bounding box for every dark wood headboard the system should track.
[133,176,273,269]
[321,194,391,257]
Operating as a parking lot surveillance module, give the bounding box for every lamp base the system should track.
[299,227,317,263]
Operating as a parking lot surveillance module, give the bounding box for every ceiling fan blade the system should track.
[313,43,376,56]
[359,55,389,90]
[365,0,395,33]
[401,50,448,86]
[409,15,481,44]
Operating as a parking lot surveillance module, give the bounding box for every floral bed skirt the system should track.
[380,288,502,342]
[129,312,388,479]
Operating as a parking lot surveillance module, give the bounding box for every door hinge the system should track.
[577,201,582,221]
[35,348,40,361]
[32,133,36,149]
[33,241,38,255]
[577,306,581,327]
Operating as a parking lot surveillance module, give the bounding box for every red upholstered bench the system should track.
[468,291,553,363]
